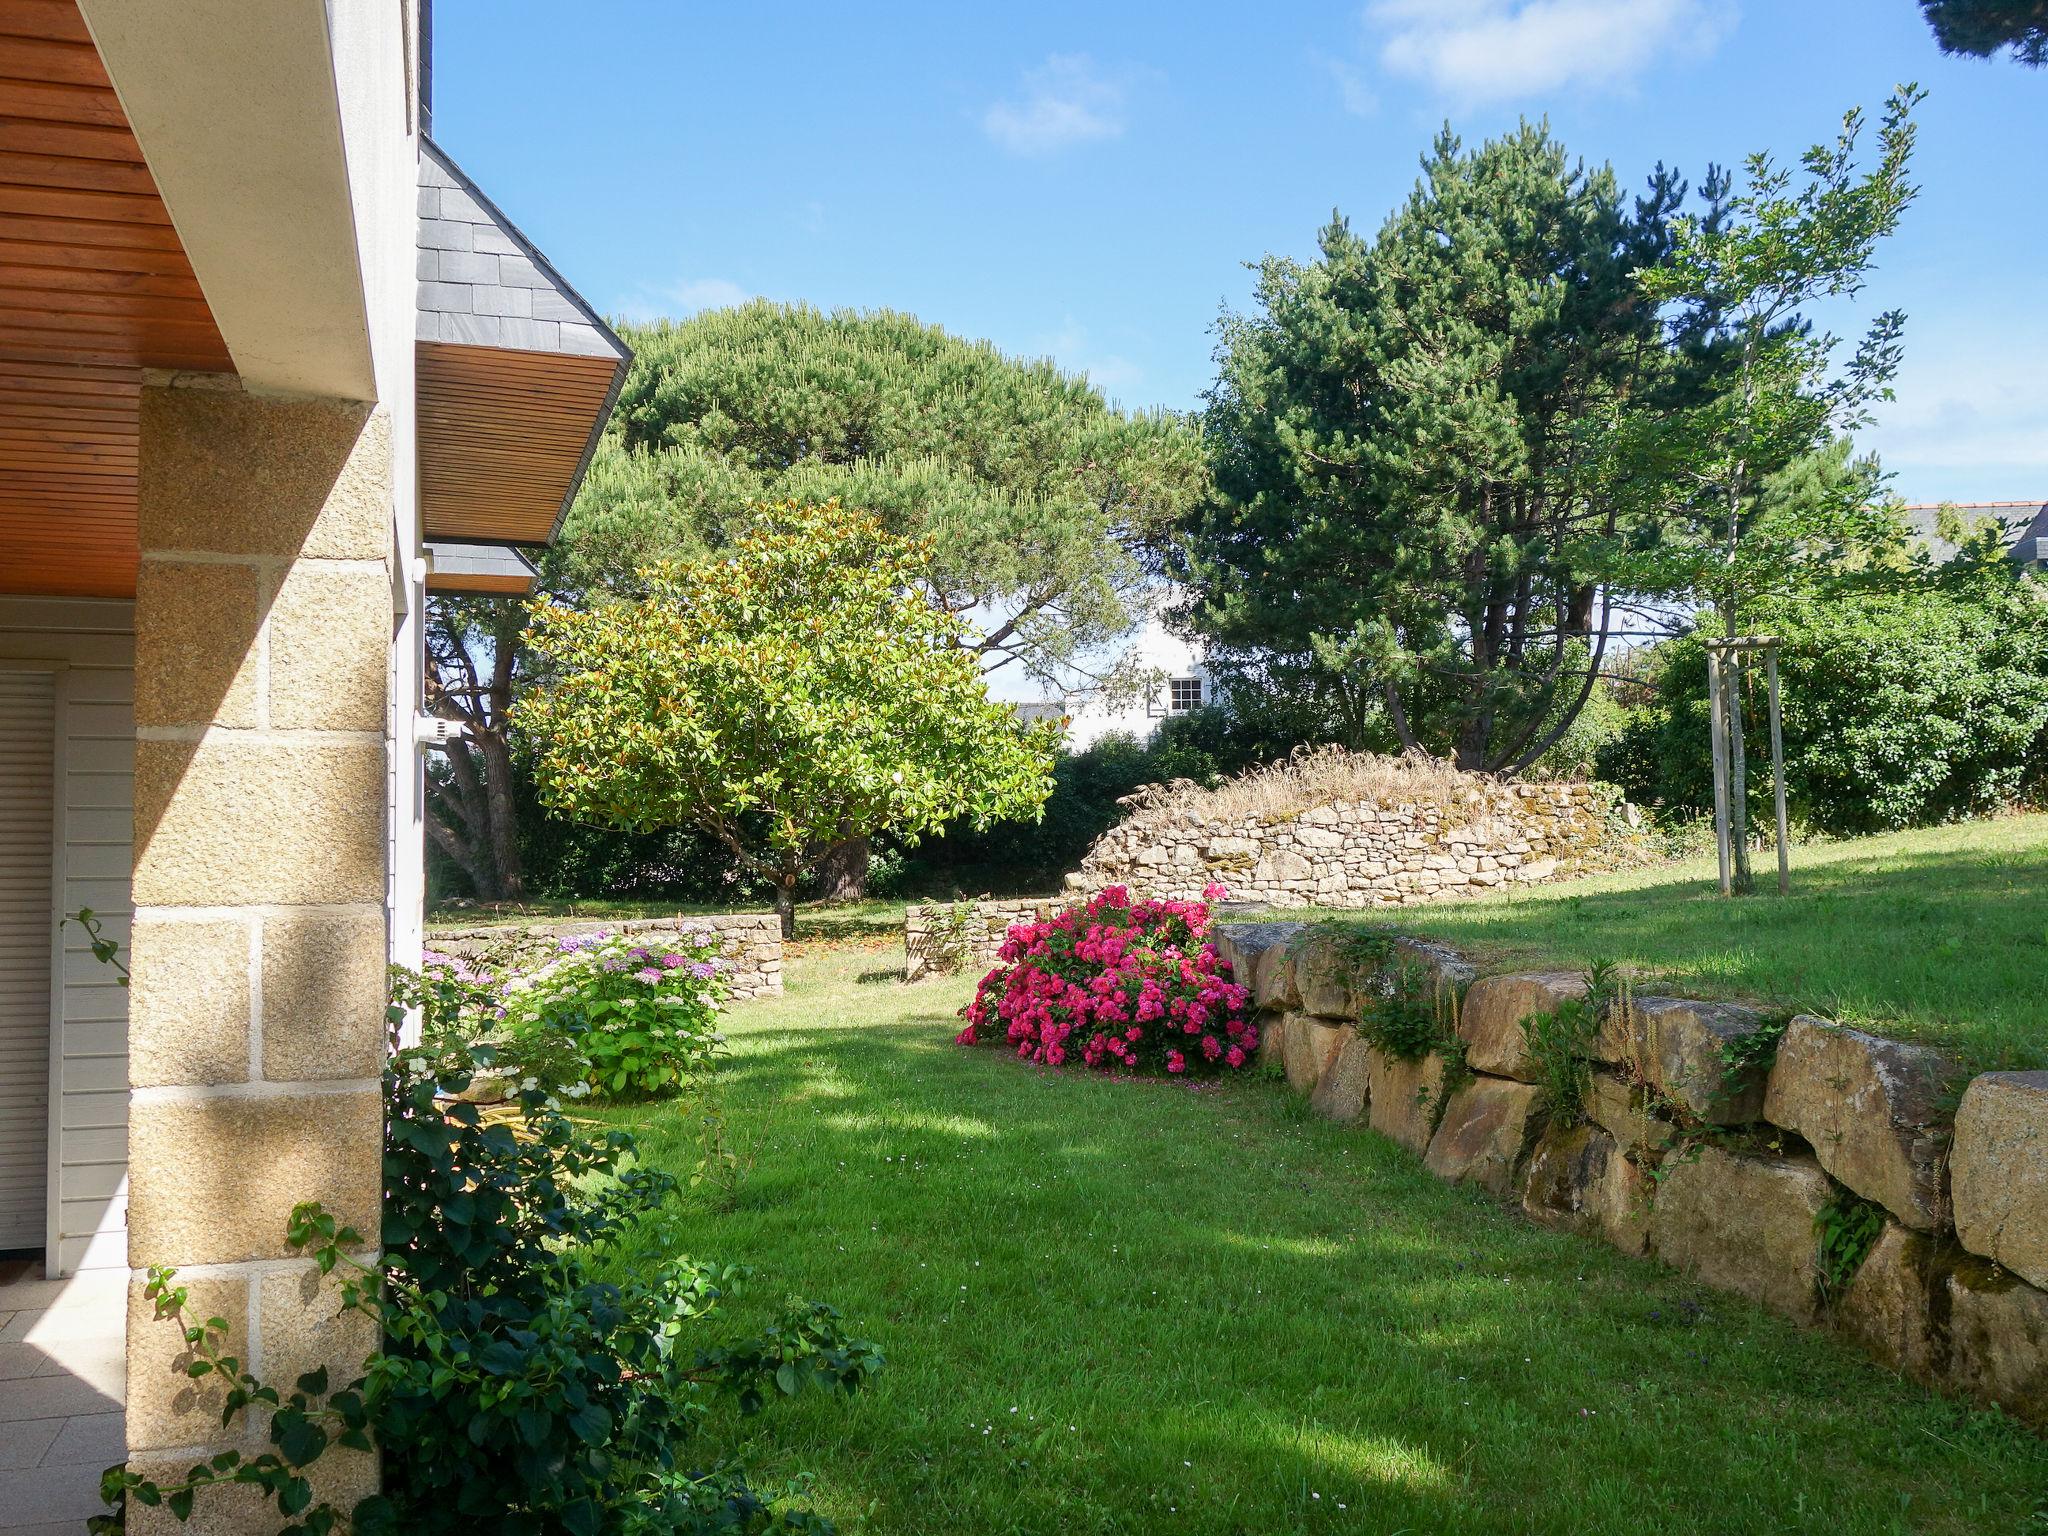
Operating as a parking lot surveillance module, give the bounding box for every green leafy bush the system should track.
[1356,958,1455,1062]
[100,962,881,1536]
[1814,1187,1888,1303]
[494,930,726,1099]
[1599,570,2048,835]
[1522,962,1621,1123]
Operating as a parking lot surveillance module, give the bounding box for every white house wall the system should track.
[0,596,133,1275]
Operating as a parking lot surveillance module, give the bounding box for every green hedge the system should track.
[1600,571,2048,835]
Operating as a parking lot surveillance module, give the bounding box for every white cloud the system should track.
[983,54,1127,156]
[1365,0,1734,103]
[1325,57,1379,117]
[1865,340,2048,500]
[612,275,756,324]
[1033,317,1144,397]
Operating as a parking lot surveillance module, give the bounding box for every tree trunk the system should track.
[773,879,798,940]
[814,834,870,902]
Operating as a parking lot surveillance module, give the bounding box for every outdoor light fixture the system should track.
[413,714,469,751]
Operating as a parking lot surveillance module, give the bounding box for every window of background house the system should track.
[1169,677,1203,713]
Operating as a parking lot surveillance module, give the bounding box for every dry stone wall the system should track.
[1212,918,2048,1426]
[1069,781,1636,908]
[429,912,783,1001]
[903,898,1055,982]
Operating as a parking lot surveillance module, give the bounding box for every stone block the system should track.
[1424,1076,1544,1195]
[1458,972,1587,1083]
[261,909,389,1082]
[1254,1011,1286,1071]
[1310,1035,1372,1122]
[1519,1121,1650,1255]
[134,560,261,727]
[1952,1071,2048,1290]
[1209,921,1306,1008]
[257,1264,379,1400]
[140,389,386,561]
[127,1090,381,1266]
[126,1445,378,1534]
[266,561,392,730]
[1368,1048,1447,1156]
[1763,1016,1958,1231]
[1945,1258,2048,1426]
[1650,1146,1831,1322]
[134,738,386,906]
[127,1273,253,1451]
[1620,996,1775,1124]
[1834,1222,1943,1385]
[1283,1014,1347,1094]
[1292,926,1363,1019]
[1585,1071,1677,1155]
[127,917,250,1088]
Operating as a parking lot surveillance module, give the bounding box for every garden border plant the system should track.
[89,942,884,1536]
[955,885,1256,1076]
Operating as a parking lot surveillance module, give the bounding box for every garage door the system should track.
[0,669,54,1253]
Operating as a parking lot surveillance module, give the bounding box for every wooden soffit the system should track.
[0,0,233,599]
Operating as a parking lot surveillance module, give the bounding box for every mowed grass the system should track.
[1324,814,2048,1072]
[596,941,2048,1536]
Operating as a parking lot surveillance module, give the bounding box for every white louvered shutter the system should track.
[0,671,54,1252]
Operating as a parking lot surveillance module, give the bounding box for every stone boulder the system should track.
[1585,1072,1678,1155]
[1209,921,1308,1009]
[1952,1071,2048,1291]
[1763,1017,1958,1231]
[1649,1146,1831,1322]
[1391,936,1477,992]
[1283,1014,1348,1094]
[1945,1258,2048,1426]
[1833,1222,1943,1386]
[1424,1077,1544,1196]
[1519,1121,1650,1255]
[1310,1035,1372,1122]
[1368,1049,1446,1156]
[1458,972,1588,1083]
[1292,926,1364,1020]
[1614,996,1775,1124]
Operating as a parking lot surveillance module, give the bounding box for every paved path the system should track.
[0,1261,123,1533]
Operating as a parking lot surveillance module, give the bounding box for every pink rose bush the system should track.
[955,886,1255,1076]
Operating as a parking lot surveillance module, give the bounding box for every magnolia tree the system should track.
[520,502,1057,935]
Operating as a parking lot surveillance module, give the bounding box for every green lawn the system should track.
[1323,814,2048,1072]
[597,941,2048,1536]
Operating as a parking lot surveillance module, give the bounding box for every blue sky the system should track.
[434,0,2047,505]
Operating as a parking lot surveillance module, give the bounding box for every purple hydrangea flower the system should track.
[634,967,663,984]
[689,961,717,980]
[660,953,685,969]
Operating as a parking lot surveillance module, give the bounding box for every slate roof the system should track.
[416,138,627,362]
[1898,502,2048,566]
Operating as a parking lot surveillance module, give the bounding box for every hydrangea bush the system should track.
[486,930,728,1099]
[955,886,1256,1075]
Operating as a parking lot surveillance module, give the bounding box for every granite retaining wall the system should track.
[1211,918,2048,1427]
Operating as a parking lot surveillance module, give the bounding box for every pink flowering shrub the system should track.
[955,886,1256,1075]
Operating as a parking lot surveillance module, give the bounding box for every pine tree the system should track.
[1183,123,1698,771]
[1921,0,2048,63]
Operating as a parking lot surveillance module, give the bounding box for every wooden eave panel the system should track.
[417,340,622,547]
[0,0,228,598]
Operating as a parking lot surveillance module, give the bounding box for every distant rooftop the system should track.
[1897,501,2048,566]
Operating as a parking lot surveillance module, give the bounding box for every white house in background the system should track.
[1011,609,1215,750]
